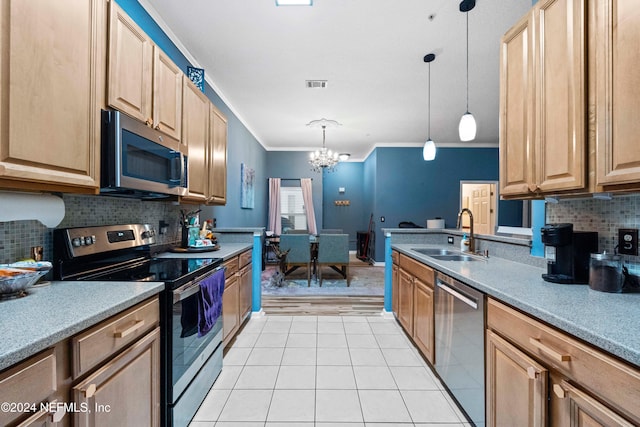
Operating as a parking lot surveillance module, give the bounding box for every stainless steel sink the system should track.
[430,254,480,262]
[411,248,456,256]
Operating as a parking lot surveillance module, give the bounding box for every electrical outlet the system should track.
[448,236,454,245]
[380,216,385,222]
[619,228,638,256]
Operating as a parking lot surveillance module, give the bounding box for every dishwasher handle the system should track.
[437,280,479,309]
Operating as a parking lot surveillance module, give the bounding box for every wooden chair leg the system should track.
[346,264,350,286]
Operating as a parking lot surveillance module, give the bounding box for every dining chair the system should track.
[278,234,312,286]
[316,233,350,286]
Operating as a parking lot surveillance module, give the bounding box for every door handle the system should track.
[437,281,478,309]
[529,337,571,362]
[113,320,145,338]
[84,383,97,398]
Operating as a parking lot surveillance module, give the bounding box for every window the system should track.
[280,186,307,232]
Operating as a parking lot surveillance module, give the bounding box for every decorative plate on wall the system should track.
[187,66,205,92]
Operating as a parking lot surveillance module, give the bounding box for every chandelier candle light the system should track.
[458,0,477,142]
[308,118,341,172]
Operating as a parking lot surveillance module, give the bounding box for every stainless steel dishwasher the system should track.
[435,273,485,427]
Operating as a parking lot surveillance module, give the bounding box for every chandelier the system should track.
[307,119,341,172]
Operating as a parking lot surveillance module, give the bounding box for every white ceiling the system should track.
[142,0,531,160]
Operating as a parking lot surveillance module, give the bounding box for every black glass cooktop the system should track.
[83,257,222,287]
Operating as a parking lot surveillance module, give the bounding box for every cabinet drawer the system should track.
[487,298,640,424]
[239,250,252,268]
[0,348,56,426]
[391,250,399,265]
[223,257,239,279]
[71,297,159,379]
[399,254,434,287]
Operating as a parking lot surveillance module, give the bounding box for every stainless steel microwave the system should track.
[100,110,187,198]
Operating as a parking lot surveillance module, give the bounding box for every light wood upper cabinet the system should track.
[208,103,228,205]
[108,2,182,143]
[593,0,640,187]
[534,0,586,193]
[182,80,210,202]
[153,48,183,141]
[0,0,106,193]
[500,0,587,197]
[107,2,152,124]
[499,12,534,197]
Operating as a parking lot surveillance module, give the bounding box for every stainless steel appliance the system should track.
[435,273,485,426]
[53,224,224,427]
[101,110,188,198]
[541,223,598,284]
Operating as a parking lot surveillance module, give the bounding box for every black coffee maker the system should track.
[541,223,598,284]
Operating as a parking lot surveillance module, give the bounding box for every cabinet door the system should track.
[222,276,240,346]
[107,2,152,124]
[550,377,635,427]
[0,0,105,192]
[152,47,182,142]
[499,11,535,197]
[208,104,227,205]
[594,0,640,186]
[534,0,586,193]
[239,264,252,320]
[392,263,399,315]
[182,80,210,202]
[412,279,434,364]
[73,328,160,427]
[486,330,548,427]
[397,269,414,334]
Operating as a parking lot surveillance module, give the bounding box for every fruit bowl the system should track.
[0,262,52,299]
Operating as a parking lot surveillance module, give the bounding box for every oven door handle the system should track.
[172,265,225,304]
[173,281,201,304]
[437,280,478,309]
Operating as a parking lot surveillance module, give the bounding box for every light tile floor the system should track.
[190,314,471,427]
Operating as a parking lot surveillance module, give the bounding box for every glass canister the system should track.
[589,252,623,293]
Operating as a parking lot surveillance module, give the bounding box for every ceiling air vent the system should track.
[305,80,328,89]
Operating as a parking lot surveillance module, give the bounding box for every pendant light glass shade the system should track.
[458,111,476,141]
[423,139,436,161]
[459,4,476,142]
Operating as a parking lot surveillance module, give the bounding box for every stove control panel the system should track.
[59,224,157,258]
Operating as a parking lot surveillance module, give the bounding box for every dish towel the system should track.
[197,268,225,338]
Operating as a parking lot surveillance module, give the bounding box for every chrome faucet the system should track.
[456,208,475,253]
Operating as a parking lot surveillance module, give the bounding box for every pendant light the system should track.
[423,53,436,161]
[458,0,476,142]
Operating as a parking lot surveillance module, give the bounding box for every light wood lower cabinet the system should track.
[486,329,547,427]
[0,0,106,193]
[72,328,160,427]
[222,250,252,347]
[0,297,160,427]
[397,269,414,334]
[239,250,253,321]
[396,253,435,364]
[487,298,640,426]
[412,279,434,363]
[391,251,399,316]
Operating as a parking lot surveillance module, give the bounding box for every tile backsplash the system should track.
[546,194,640,273]
[0,194,186,264]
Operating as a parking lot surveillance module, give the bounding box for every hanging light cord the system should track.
[465,11,469,113]
[427,62,431,140]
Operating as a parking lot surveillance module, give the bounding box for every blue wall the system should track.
[322,162,367,249]
[116,0,268,228]
[370,147,506,262]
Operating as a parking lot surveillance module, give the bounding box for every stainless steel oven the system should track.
[53,224,224,427]
[167,266,224,427]
[435,273,485,426]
